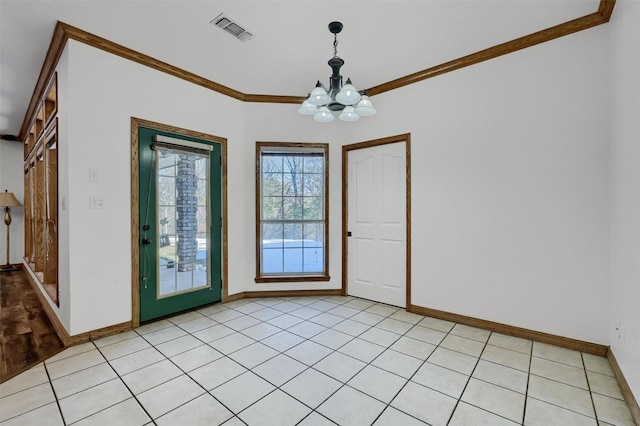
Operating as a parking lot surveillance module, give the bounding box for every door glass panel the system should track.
[156,148,210,298]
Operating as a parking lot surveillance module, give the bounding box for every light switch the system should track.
[89,196,104,209]
[89,168,99,183]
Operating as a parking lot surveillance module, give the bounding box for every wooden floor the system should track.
[0,267,64,383]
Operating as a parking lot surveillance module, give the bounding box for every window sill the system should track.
[255,275,330,283]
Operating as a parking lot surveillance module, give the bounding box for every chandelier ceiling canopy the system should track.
[298,21,376,123]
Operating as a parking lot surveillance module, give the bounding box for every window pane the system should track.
[304,156,323,173]
[196,178,207,206]
[262,223,283,246]
[303,223,323,246]
[284,223,303,247]
[197,206,208,233]
[303,247,323,273]
[263,248,283,273]
[303,173,323,197]
[159,206,176,235]
[283,248,303,272]
[262,156,283,173]
[159,238,176,265]
[262,173,283,197]
[158,164,175,177]
[158,176,175,206]
[282,197,302,220]
[196,232,208,275]
[303,197,322,220]
[283,156,303,174]
[195,157,208,179]
[282,170,303,197]
[263,197,283,220]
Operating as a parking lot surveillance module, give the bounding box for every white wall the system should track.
[609,0,640,403]
[0,139,24,265]
[242,22,611,345]
[62,40,245,335]
[347,27,611,344]
[45,17,613,349]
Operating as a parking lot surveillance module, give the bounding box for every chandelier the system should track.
[298,21,376,123]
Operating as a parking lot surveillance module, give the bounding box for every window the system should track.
[256,142,329,282]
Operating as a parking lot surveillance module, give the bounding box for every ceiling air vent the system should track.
[211,13,255,42]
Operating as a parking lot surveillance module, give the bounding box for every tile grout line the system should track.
[330,314,421,425]
[582,351,600,424]
[521,336,534,425]
[444,329,492,425]
[132,325,242,423]
[211,296,362,423]
[519,352,604,422]
[43,359,67,426]
[368,314,457,424]
[3,307,404,426]
[93,338,157,425]
[135,296,363,423]
[305,302,426,425]
[244,304,376,422]
[220,297,413,424]
[7,296,629,425]
[30,296,617,425]
[366,317,460,424]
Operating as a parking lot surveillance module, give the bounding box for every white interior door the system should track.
[347,141,407,307]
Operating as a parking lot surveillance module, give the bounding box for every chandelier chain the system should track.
[333,33,338,58]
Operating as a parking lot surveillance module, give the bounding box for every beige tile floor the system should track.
[0,295,635,426]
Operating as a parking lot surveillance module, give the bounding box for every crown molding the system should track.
[368,2,615,96]
[17,0,615,141]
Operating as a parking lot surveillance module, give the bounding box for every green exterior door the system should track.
[138,127,222,322]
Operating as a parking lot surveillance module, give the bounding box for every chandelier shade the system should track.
[355,95,376,117]
[335,79,361,106]
[339,106,360,122]
[300,22,376,123]
[314,107,335,123]
[308,82,331,106]
[298,97,319,115]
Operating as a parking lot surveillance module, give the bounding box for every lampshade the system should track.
[335,79,361,105]
[298,98,319,115]
[314,107,335,123]
[339,106,360,122]
[308,82,331,106]
[355,95,376,116]
[0,191,21,207]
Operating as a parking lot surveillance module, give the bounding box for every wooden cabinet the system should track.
[23,74,59,305]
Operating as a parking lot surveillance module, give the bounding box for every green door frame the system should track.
[131,118,228,326]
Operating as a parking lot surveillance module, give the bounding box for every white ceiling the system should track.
[0,0,599,137]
